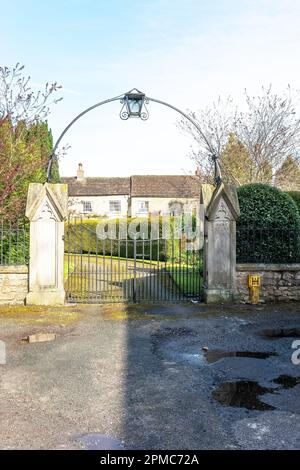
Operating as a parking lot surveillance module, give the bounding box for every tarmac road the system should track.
[0,302,299,449]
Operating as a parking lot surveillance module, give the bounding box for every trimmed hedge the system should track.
[286,191,300,214]
[64,216,200,264]
[65,217,164,260]
[237,184,300,226]
[237,184,300,263]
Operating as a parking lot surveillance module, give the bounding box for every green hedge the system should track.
[286,191,300,214]
[0,221,29,265]
[237,184,300,263]
[237,184,300,226]
[64,216,200,264]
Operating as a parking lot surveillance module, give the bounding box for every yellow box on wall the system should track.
[248,274,261,288]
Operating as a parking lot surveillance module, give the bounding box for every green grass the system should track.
[166,266,203,296]
[64,260,75,280]
[64,253,204,299]
[65,252,160,266]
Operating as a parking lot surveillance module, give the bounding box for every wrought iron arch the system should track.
[46,88,222,184]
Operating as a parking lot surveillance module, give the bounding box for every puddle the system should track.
[77,433,124,450]
[205,349,277,364]
[213,375,300,411]
[154,335,278,368]
[212,381,276,411]
[259,328,300,339]
[180,353,205,366]
[272,375,300,389]
[174,350,277,367]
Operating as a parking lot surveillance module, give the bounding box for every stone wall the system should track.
[237,263,300,302]
[0,266,28,305]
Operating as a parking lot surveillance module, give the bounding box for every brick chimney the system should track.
[77,163,85,181]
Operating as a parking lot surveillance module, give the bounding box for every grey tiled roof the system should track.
[62,175,200,198]
[62,177,131,196]
[131,175,200,198]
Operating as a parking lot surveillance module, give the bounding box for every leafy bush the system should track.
[65,217,163,259]
[286,191,300,214]
[0,220,29,265]
[237,184,300,226]
[64,215,200,263]
[237,184,300,263]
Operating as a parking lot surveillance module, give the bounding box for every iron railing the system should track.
[236,223,300,264]
[0,219,29,265]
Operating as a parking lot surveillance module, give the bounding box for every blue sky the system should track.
[1,0,300,176]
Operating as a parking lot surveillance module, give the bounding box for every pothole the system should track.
[212,381,276,411]
[152,327,196,341]
[272,375,300,389]
[259,328,300,339]
[204,349,277,364]
[213,375,300,411]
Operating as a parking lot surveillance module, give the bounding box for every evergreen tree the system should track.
[274,156,300,191]
[220,133,272,186]
[0,117,59,220]
[0,64,62,219]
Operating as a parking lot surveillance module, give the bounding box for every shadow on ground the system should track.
[0,302,299,449]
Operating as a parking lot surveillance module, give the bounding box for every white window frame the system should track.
[109,200,122,214]
[137,200,149,214]
[82,201,92,213]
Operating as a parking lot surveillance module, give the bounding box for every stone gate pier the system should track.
[26,183,68,305]
[201,183,240,303]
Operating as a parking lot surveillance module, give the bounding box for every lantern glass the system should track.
[128,98,142,115]
[125,91,145,117]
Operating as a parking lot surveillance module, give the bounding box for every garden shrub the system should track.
[64,215,200,264]
[236,184,300,263]
[65,217,163,259]
[0,220,29,265]
[286,191,300,214]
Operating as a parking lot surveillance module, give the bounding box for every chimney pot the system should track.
[77,163,84,180]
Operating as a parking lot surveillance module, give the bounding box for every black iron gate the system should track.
[64,216,203,303]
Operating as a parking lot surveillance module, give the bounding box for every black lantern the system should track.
[120,88,149,120]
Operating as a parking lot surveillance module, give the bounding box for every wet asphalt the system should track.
[0,302,299,450]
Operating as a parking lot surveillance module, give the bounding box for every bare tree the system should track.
[0,63,62,124]
[234,86,300,184]
[177,97,235,184]
[178,86,300,187]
